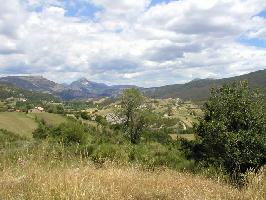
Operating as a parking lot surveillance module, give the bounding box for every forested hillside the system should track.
[143,69,266,101]
[0,83,59,102]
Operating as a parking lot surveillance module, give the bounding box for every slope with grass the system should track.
[28,112,68,126]
[0,112,37,138]
[0,112,68,138]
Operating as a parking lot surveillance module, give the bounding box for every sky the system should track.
[0,0,266,87]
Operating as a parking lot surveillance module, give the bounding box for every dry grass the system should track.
[0,142,264,200]
[0,159,265,200]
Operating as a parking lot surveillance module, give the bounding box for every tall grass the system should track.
[0,142,265,200]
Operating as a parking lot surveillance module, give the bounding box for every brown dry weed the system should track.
[0,161,265,200]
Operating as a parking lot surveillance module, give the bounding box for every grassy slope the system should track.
[0,112,68,138]
[0,112,37,137]
[28,112,67,126]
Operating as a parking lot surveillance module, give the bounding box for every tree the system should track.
[120,88,145,144]
[56,104,65,114]
[166,102,174,116]
[195,81,266,180]
[80,112,91,120]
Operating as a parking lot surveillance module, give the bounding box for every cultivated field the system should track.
[0,112,37,137]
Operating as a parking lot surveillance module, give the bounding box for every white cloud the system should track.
[91,0,150,11]
[247,16,266,40]
[0,0,27,38]
[0,0,265,87]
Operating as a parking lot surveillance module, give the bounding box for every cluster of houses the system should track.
[28,107,45,113]
[5,97,27,102]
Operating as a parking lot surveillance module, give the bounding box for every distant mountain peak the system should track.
[77,77,89,82]
[76,77,91,86]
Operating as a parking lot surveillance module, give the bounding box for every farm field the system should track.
[28,112,68,126]
[0,112,37,138]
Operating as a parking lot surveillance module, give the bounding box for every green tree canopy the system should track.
[195,81,266,179]
[120,88,145,144]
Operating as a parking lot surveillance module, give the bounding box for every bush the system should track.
[50,122,91,145]
[91,144,129,164]
[80,112,91,120]
[32,122,50,139]
[130,142,191,170]
[95,115,108,126]
[33,121,92,146]
[142,129,172,144]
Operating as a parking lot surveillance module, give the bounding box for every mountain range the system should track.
[0,69,265,101]
[0,76,137,100]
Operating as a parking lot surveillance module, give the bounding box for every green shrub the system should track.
[80,112,91,120]
[130,142,191,170]
[95,115,108,126]
[32,122,50,139]
[91,143,129,164]
[50,122,91,145]
[142,129,172,144]
[91,128,129,145]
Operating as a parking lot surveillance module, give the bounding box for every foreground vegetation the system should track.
[0,141,265,200]
[0,81,265,199]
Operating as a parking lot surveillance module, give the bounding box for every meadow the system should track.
[0,112,37,138]
[28,112,68,126]
[0,112,68,138]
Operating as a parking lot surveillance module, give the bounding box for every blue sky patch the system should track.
[257,9,266,18]
[238,37,266,48]
[64,0,102,18]
[150,0,174,6]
